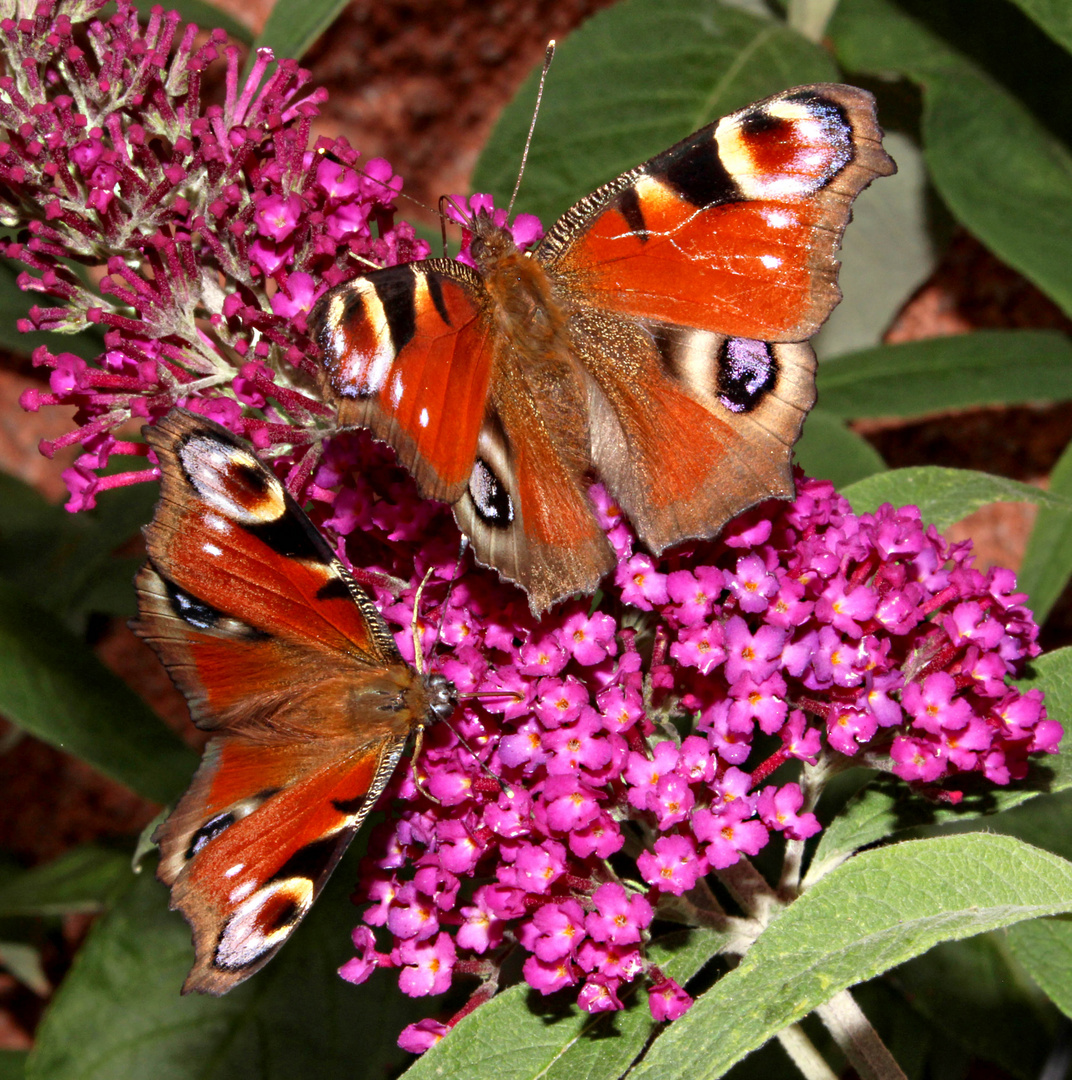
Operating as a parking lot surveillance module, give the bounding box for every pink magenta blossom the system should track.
[5,0,1059,1054]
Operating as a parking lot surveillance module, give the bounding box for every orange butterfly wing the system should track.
[542,83,893,553]
[315,264,495,501]
[131,409,455,994]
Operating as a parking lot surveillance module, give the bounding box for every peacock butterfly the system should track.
[131,408,457,994]
[311,83,896,614]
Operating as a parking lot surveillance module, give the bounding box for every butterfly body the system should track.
[132,409,456,994]
[313,84,895,613]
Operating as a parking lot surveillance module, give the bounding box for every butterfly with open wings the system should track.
[312,83,896,614]
[132,409,456,994]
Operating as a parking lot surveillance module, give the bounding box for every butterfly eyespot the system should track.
[179,435,288,526]
[469,457,514,526]
[213,878,314,973]
[159,574,270,641]
[717,338,777,414]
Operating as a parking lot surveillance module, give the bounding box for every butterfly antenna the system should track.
[407,567,441,804]
[410,566,438,676]
[442,714,513,797]
[506,39,556,219]
[408,722,442,806]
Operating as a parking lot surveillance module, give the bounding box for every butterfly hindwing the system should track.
[313,83,895,612]
[155,734,406,994]
[132,409,456,994]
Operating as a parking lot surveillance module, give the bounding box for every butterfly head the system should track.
[424,671,458,724]
[466,211,520,268]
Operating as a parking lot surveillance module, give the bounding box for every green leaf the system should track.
[813,131,937,359]
[816,331,1072,420]
[0,1051,27,1080]
[0,579,196,805]
[0,846,131,918]
[128,0,253,44]
[251,0,348,62]
[0,942,49,996]
[852,978,971,1080]
[842,466,1069,531]
[920,70,1072,320]
[794,407,887,486]
[28,853,430,1080]
[0,471,156,624]
[830,0,1072,318]
[1019,437,1072,623]
[891,934,1053,1080]
[1005,0,1072,54]
[630,835,1072,1080]
[1008,916,1072,1021]
[406,928,728,1080]
[473,0,839,225]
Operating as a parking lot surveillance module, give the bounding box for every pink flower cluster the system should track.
[3,0,425,509]
[307,430,1057,1050]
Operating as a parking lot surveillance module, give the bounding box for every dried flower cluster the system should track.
[3,0,424,507]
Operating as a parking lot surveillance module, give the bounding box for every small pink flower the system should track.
[649,978,693,1021]
[396,933,456,997]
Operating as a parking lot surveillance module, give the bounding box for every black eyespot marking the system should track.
[187,812,236,859]
[469,458,514,527]
[271,835,345,884]
[332,794,367,815]
[718,338,778,413]
[663,134,739,209]
[164,577,224,631]
[157,572,269,640]
[372,266,418,354]
[614,186,648,242]
[264,896,302,932]
[342,290,366,324]
[785,90,851,131]
[739,108,784,138]
[246,514,329,564]
[316,576,354,603]
[230,461,272,498]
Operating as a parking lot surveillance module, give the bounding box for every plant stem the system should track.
[785,0,841,42]
[776,1024,839,1080]
[815,990,907,1080]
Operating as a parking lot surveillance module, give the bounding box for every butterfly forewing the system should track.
[132,409,455,994]
[315,262,497,502]
[542,84,891,341]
